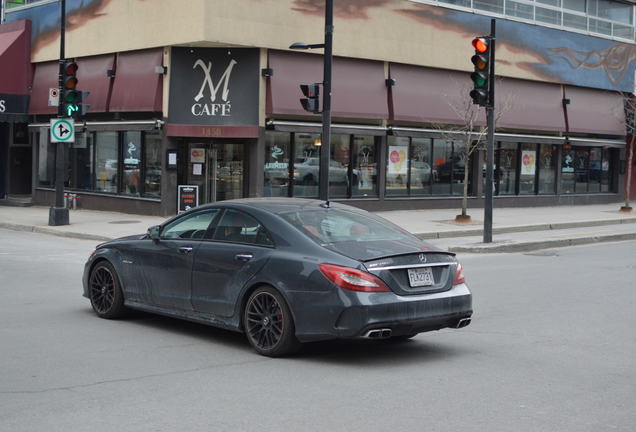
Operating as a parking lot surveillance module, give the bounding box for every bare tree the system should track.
[620,93,635,212]
[438,80,514,223]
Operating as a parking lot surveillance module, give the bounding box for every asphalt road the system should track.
[1,229,634,432]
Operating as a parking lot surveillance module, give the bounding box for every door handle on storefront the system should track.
[235,253,253,262]
[178,246,194,254]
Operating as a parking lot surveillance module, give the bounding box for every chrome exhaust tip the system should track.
[454,318,471,329]
[362,328,392,339]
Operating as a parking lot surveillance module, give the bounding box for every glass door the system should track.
[186,142,245,204]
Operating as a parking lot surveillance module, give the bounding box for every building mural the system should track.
[5,0,636,92]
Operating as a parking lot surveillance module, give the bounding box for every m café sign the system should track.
[168,48,259,127]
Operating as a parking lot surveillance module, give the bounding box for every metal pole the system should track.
[49,0,69,225]
[319,0,333,202]
[483,18,496,243]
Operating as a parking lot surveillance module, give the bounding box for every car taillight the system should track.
[319,264,390,292]
[453,263,466,285]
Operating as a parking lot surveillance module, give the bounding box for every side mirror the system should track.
[148,225,161,242]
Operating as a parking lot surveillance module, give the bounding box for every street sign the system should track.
[48,88,60,107]
[50,118,75,143]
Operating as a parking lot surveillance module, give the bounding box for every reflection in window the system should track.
[330,134,351,199]
[519,143,537,195]
[497,142,518,195]
[38,130,55,188]
[561,147,576,193]
[95,132,119,193]
[144,131,162,198]
[264,132,291,198]
[352,135,378,197]
[410,138,432,196]
[574,147,590,193]
[539,144,557,194]
[122,131,141,196]
[588,147,602,193]
[213,209,273,246]
[474,0,503,14]
[293,133,321,197]
[66,132,94,191]
[386,136,409,196]
[601,148,611,192]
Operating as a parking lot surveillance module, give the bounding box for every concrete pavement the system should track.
[1,202,635,253]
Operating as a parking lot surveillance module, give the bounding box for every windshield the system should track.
[280,208,415,245]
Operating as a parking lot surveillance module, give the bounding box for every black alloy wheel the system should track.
[89,261,125,319]
[244,286,300,357]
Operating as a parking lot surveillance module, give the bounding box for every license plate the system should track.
[407,267,435,287]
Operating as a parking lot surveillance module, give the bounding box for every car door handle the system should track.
[178,246,194,254]
[235,253,253,262]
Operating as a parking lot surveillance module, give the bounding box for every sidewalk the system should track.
[1,203,635,253]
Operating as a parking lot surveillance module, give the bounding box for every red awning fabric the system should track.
[564,86,625,136]
[389,63,484,125]
[495,78,564,132]
[110,48,163,112]
[0,20,32,95]
[29,61,58,115]
[267,50,388,119]
[76,54,115,113]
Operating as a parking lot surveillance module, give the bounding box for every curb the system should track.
[0,222,112,242]
[415,217,636,239]
[448,232,636,253]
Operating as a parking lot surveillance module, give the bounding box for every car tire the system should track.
[243,286,300,357]
[89,261,126,319]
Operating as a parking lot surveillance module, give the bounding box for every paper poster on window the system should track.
[190,148,205,163]
[192,163,203,175]
[388,146,408,175]
[521,150,536,176]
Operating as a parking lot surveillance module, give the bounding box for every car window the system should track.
[280,209,415,245]
[161,210,219,240]
[212,209,274,246]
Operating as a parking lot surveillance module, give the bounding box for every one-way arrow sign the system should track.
[50,118,75,143]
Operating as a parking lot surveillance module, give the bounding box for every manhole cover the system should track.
[108,220,142,224]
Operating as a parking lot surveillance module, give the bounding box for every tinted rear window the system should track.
[280,209,414,244]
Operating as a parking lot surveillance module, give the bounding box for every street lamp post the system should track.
[290,0,333,203]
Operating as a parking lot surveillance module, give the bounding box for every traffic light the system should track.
[470,37,490,107]
[300,83,321,114]
[62,61,90,119]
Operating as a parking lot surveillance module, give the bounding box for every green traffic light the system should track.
[66,104,79,116]
[471,72,487,88]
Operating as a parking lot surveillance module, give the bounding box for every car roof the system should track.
[197,198,366,215]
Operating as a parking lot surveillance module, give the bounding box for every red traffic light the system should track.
[64,61,78,75]
[472,37,488,53]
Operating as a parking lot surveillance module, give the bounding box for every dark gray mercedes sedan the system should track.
[83,198,472,356]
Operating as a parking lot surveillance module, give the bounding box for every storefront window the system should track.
[352,135,378,197]
[95,132,119,193]
[67,132,94,191]
[37,130,55,188]
[497,142,518,195]
[386,136,409,196]
[264,132,291,197]
[574,147,590,193]
[432,139,454,195]
[293,133,321,197]
[410,138,432,196]
[588,147,602,193]
[561,146,576,194]
[538,144,557,194]
[330,134,350,199]
[122,131,142,196]
[519,143,537,195]
[601,148,611,192]
[144,131,162,198]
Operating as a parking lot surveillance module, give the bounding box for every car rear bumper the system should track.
[294,283,472,342]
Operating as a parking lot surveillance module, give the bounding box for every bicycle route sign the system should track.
[50,118,75,143]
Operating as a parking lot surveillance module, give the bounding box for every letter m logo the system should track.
[193,59,238,103]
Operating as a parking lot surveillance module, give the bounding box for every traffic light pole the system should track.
[319,0,333,203]
[483,19,496,243]
[49,0,69,226]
